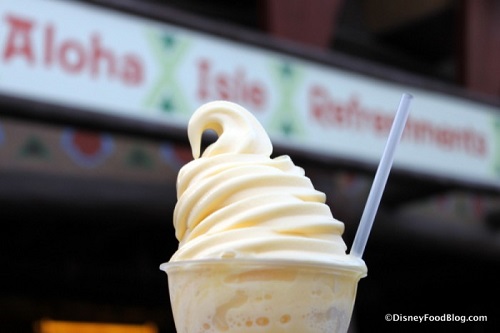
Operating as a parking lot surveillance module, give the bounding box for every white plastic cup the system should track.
[161,258,366,333]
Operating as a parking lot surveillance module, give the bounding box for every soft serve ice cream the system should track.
[171,101,362,267]
[163,101,366,333]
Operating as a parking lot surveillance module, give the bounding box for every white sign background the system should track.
[0,0,499,188]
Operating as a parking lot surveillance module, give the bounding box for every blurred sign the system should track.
[37,319,157,333]
[0,118,180,182]
[0,0,499,188]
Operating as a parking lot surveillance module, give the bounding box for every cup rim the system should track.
[160,257,367,277]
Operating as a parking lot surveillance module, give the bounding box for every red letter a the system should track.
[3,15,35,64]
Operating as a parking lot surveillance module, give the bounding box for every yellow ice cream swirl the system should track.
[170,101,351,264]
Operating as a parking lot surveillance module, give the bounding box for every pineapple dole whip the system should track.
[163,101,367,333]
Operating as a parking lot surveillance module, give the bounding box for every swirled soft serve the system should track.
[170,101,363,268]
[162,101,367,333]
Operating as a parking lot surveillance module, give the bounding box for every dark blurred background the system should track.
[1,0,499,332]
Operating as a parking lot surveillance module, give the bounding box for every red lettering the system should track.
[59,40,85,73]
[409,121,432,142]
[2,14,144,86]
[44,23,54,66]
[196,57,267,110]
[3,15,35,64]
[308,86,357,127]
[333,104,345,124]
[197,59,210,99]
[463,130,487,157]
[436,129,455,149]
[373,113,393,134]
[249,85,264,108]
[404,118,487,158]
[121,55,143,85]
[309,85,328,120]
[215,74,229,100]
[90,34,115,78]
[476,136,487,156]
[309,85,486,159]
[346,96,360,127]
[235,68,244,100]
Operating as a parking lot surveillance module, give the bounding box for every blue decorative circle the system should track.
[60,128,114,168]
[0,122,5,147]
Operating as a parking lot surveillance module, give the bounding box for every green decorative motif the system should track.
[18,136,50,160]
[161,97,175,113]
[125,146,154,169]
[162,35,176,48]
[269,60,305,139]
[143,29,191,116]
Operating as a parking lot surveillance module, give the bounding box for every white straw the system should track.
[350,93,413,258]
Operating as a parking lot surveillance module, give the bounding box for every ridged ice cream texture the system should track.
[170,101,360,265]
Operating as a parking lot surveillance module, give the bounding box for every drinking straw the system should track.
[350,93,413,258]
